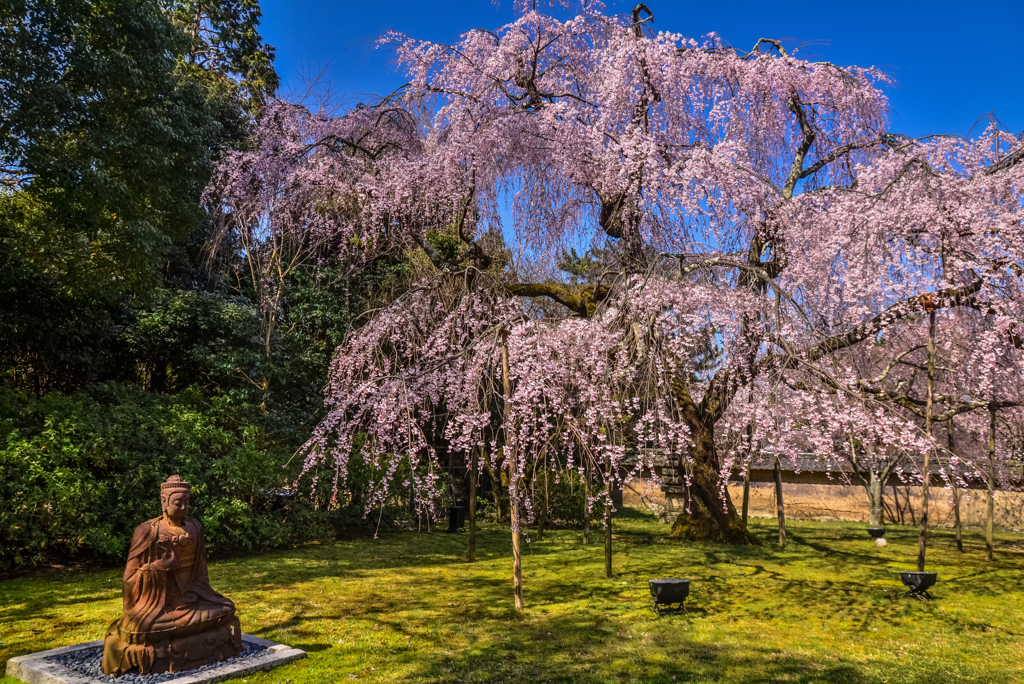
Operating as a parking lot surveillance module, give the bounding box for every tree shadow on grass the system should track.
[250,599,875,683]
[239,545,947,682]
[4,516,1024,682]
[381,610,872,684]
[231,519,1024,641]
[0,571,121,625]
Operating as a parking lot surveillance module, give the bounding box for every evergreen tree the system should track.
[1,0,217,295]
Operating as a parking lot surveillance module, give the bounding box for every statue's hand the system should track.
[147,545,179,572]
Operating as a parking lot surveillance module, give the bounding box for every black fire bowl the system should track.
[649,579,690,616]
[867,527,886,539]
[900,571,938,600]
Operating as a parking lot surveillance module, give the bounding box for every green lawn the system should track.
[3,511,1023,683]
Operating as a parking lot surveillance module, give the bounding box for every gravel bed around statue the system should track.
[46,640,269,684]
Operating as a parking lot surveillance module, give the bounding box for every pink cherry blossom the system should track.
[207,3,1024,543]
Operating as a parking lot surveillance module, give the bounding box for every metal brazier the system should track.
[900,571,938,600]
[649,579,690,615]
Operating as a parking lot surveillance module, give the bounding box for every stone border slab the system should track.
[6,635,306,684]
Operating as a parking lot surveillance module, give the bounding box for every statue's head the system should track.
[160,475,191,523]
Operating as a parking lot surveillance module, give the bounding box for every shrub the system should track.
[0,384,348,571]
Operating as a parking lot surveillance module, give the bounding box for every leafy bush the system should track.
[546,469,589,528]
[0,384,348,571]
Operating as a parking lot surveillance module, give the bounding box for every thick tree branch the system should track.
[861,345,925,385]
[985,144,1024,176]
[505,282,609,318]
[411,224,456,272]
[749,38,789,58]
[702,280,984,423]
[798,139,878,181]
[800,281,983,365]
[783,92,816,199]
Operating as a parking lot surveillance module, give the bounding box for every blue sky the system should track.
[261,0,1024,138]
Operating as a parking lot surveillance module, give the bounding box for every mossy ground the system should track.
[2,511,1023,683]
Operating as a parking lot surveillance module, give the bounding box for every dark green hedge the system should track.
[0,383,361,571]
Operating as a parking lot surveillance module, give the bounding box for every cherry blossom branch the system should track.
[984,144,1024,175]
[748,38,789,58]
[797,139,880,181]
[783,92,816,199]
[702,281,986,423]
[801,281,984,364]
[861,345,925,384]
[663,254,814,327]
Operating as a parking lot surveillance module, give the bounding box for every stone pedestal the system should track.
[6,634,305,684]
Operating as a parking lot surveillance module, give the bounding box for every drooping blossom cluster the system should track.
[298,270,767,521]
[208,2,1024,525]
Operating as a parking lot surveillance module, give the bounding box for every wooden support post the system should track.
[741,469,750,525]
[468,446,478,562]
[918,307,936,573]
[774,455,786,548]
[584,458,592,545]
[986,406,996,562]
[604,459,613,579]
[501,335,524,610]
[537,450,548,541]
[947,419,964,553]
[742,403,753,527]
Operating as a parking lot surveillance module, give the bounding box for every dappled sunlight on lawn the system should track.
[3,512,1023,683]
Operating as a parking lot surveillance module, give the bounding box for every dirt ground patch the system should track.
[623,478,1024,531]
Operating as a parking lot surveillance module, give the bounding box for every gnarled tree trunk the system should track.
[668,420,760,544]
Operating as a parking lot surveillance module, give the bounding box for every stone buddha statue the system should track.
[102,475,242,676]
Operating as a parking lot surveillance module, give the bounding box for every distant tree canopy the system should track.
[168,0,279,108]
[0,0,287,387]
[1,0,216,295]
[0,0,405,569]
